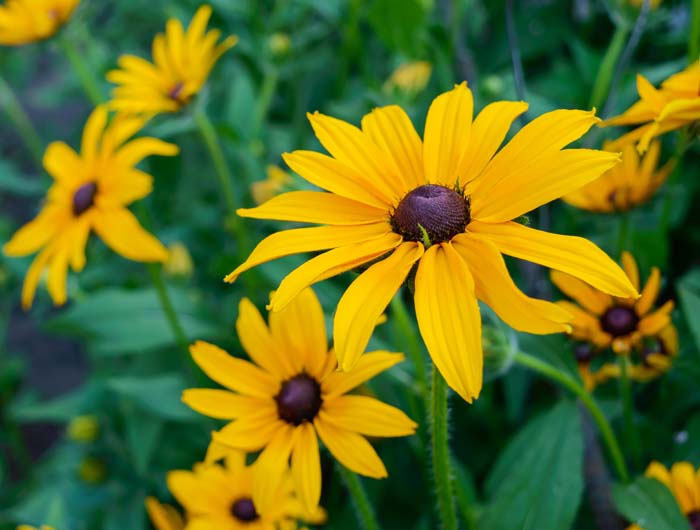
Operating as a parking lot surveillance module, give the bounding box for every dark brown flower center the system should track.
[639,337,666,366]
[72,182,98,216]
[600,306,639,337]
[168,82,186,103]
[688,511,700,530]
[390,184,470,246]
[275,374,322,425]
[231,497,259,523]
[573,343,595,364]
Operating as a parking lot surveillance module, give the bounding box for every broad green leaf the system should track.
[613,477,691,530]
[368,0,427,57]
[479,401,584,530]
[9,382,102,422]
[122,404,165,474]
[106,374,197,421]
[678,268,700,353]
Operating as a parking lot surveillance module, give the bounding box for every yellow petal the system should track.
[320,395,416,437]
[3,205,65,257]
[621,251,640,292]
[669,462,700,513]
[550,270,612,315]
[313,417,387,478]
[81,106,108,164]
[145,497,185,530]
[212,414,285,452]
[186,4,213,47]
[555,300,609,346]
[114,137,179,167]
[636,267,660,315]
[638,301,673,335]
[43,141,84,186]
[237,191,387,225]
[20,247,52,310]
[423,82,473,186]
[167,469,229,513]
[93,207,168,262]
[189,340,279,398]
[453,234,571,333]
[334,242,423,371]
[47,246,69,306]
[181,389,266,419]
[645,461,672,487]
[291,424,322,513]
[469,220,637,298]
[322,351,405,398]
[414,243,483,403]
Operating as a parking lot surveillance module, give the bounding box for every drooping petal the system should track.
[322,351,405,398]
[291,424,322,513]
[20,247,52,310]
[550,270,612,315]
[621,251,640,292]
[46,245,69,306]
[334,242,424,371]
[469,220,637,298]
[320,395,416,437]
[414,243,483,403]
[92,207,169,262]
[423,82,473,186]
[181,389,267,419]
[636,267,661,315]
[114,137,179,167]
[3,205,66,257]
[313,417,387,478]
[453,234,572,333]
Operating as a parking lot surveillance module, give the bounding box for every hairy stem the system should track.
[338,464,381,530]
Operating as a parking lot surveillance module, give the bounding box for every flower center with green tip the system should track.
[688,511,700,530]
[72,182,97,216]
[600,306,639,337]
[573,343,595,364]
[231,497,259,523]
[391,184,470,246]
[275,374,322,426]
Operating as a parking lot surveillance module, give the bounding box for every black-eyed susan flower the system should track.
[383,61,432,95]
[604,62,700,152]
[563,140,673,213]
[107,5,237,115]
[226,83,637,402]
[627,461,700,530]
[2,106,178,309]
[251,165,293,205]
[628,323,678,382]
[0,0,78,46]
[552,251,672,355]
[167,450,325,530]
[182,287,416,512]
[145,497,185,530]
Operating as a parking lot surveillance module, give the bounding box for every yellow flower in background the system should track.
[107,5,237,115]
[145,497,185,530]
[626,461,700,530]
[252,165,293,205]
[226,83,637,403]
[628,323,678,382]
[167,450,326,530]
[571,343,619,391]
[0,0,79,46]
[182,287,416,512]
[384,61,432,94]
[3,106,178,309]
[66,414,99,442]
[604,61,700,152]
[17,526,54,530]
[563,140,673,213]
[552,251,673,355]
[164,242,194,278]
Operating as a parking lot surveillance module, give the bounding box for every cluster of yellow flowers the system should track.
[3,1,699,530]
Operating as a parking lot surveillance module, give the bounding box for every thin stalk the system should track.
[430,365,458,530]
[58,36,103,105]
[617,356,640,469]
[689,0,700,63]
[337,464,381,530]
[505,0,529,125]
[146,263,189,353]
[390,295,428,402]
[253,69,279,140]
[0,75,43,166]
[513,351,630,483]
[589,25,630,111]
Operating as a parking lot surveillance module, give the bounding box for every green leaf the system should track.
[45,287,219,356]
[122,404,164,474]
[0,159,45,196]
[479,401,584,530]
[367,0,427,57]
[106,374,197,422]
[613,477,691,530]
[678,268,700,353]
[9,382,102,422]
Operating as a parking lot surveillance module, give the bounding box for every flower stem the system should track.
[337,464,381,530]
[390,295,428,401]
[513,351,630,483]
[0,75,44,167]
[589,25,630,111]
[145,263,189,351]
[58,36,103,106]
[689,0,700,63]
[430,365,458,530]
[617,356,640,470]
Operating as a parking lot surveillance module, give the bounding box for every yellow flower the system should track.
[182,287,416,512]
[226,83,637,403]
[107,5,237,115]
[563,140,673,212]
[626,461,700,530]
[0,0,78,46]
[627,0,661,9]
[17,526,54,530]
[167,450,326,530]
[3,106,178,309]
[164,242,194,278]
[66,414,99,442]
[252,165,293,205]
[628,323,678,382]
[145,497,185,530]
[604,62,700,152]
[384,61,432,94]
[552,251,672,355]
[269,32,291,57]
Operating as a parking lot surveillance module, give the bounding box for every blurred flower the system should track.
[0,0,79,46]
[552,251,673,355]
[145,497,185,530]
[563,141,673,212]
[626,461,700,530]
[226,83,636,403]
[626,0,661,9]
[603,61,700,152]
[384,61,432,94]
[66,414,99,442]
[269,32,291,57]
[3,106,177,309]
[164,242,194,278]
[251,165,293,205]
[78,456,106,483]
[107,5,237,115]
[166,450,326,530]
[572,343,619,391]
[628,323,678,382]
[182,288,416,512]
[16,526,54,530]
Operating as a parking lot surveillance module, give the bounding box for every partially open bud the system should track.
[164,242,194,279]
[482,310,517,380]
[268,33,291,57]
